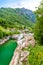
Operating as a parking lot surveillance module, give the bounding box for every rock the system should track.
[28,39,35,46]
[9,33,35,65]
[0,36,10,44]
[17,39,25,46]
[20,51,29,62]
[9,46,29,65]
[9,46,22,65]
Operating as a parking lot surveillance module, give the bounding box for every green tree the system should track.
[34,0,43,44]
[0,18,8,28]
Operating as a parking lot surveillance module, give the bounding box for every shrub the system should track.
[28,45,43,65]
[0,31,3,39]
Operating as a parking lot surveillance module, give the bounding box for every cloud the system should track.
[0,0,41,11]
[18,0,41,11]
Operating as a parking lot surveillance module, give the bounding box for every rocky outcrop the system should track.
[0,36,10,44]
[9,45,29,65]
[9,33,35,65]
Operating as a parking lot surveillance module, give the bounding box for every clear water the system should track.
[0,40,17,65]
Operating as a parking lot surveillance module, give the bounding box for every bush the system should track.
[14,30,20,34]
[28,45,43,65]
[0,31,3,39]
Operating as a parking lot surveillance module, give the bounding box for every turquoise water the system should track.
[0,40,17,65]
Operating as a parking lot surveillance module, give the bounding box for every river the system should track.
[0,39,17,65]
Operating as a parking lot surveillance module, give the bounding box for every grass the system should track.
[0,40,17,65]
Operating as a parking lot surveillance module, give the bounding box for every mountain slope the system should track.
[0,8,36,28]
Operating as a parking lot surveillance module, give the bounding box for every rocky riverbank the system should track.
[0,36,10,44]
[0,32,35,65]
[9,33,35,65]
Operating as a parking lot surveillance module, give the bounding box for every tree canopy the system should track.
[34,0,43,44]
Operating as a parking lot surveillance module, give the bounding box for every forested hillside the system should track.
[0,8,36,28]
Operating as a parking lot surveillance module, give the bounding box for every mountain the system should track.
[0,8,36,28]
[15,8,36,22]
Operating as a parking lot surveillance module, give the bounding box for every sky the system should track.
[0,0,41,11]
